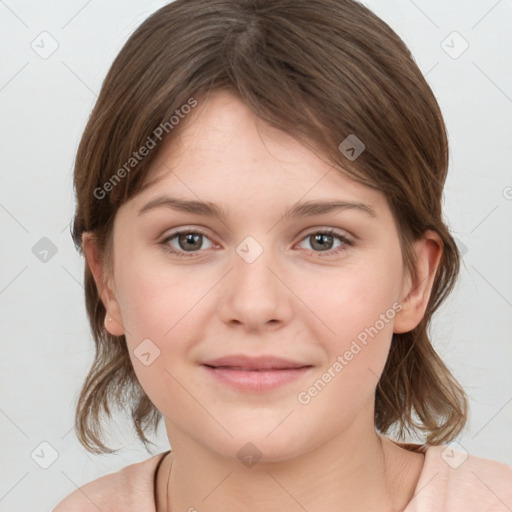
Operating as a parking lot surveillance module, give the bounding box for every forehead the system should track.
[131,90,389,220]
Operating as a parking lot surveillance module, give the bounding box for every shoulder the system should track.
[52,451,168,512]
[409,444,512,511]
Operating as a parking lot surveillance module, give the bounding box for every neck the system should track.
[156,423,423,512]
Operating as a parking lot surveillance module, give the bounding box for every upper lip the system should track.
[201,354,312,371]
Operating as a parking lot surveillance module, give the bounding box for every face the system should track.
[86,89,439,464]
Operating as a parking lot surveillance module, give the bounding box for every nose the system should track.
[217,238,294,332]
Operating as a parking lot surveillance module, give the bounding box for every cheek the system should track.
[296,281,399,427]
[112,252,216,400]
[114,244,207,340]
[300,253,402,346]
[296,251,402,402]
[114,266,198,416]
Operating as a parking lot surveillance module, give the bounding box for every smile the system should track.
[201,365,313,392]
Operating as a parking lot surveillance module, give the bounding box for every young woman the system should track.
[54,0,512,510]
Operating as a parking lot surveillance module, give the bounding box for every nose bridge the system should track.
[219,233,291,327]
[234,234,280,301]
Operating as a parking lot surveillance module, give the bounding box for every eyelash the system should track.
[159,227,354,258]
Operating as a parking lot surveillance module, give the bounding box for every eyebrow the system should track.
[137,195,376,220]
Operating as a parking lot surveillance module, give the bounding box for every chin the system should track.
[210,420,314,466]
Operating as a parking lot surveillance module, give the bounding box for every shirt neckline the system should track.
[152,441,428,509]
[153,450,172,508]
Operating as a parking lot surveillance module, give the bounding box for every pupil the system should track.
[181,233,200,251]
[313,234,332,251]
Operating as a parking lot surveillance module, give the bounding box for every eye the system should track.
[160,228,215,258]
[297,228,353,257]
[159,227,354,258]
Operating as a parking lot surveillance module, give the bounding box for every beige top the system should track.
[53,443,512,511]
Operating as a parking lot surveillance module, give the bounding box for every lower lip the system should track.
[201,365,312,392]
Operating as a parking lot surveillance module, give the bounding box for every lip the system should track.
[201,354,310,370]
[200,354,313,393]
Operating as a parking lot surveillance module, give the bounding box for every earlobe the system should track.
[81,232,125,336]
[103,313,125,336]
[393,231,443,334]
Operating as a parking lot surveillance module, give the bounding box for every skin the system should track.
[83,89,442,512]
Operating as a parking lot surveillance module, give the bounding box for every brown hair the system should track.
[71,0,468,454]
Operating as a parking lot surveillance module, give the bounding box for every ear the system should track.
[393,230,443,334]
[81,232,125,336]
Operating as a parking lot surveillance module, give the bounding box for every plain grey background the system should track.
[1,0,511,510]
